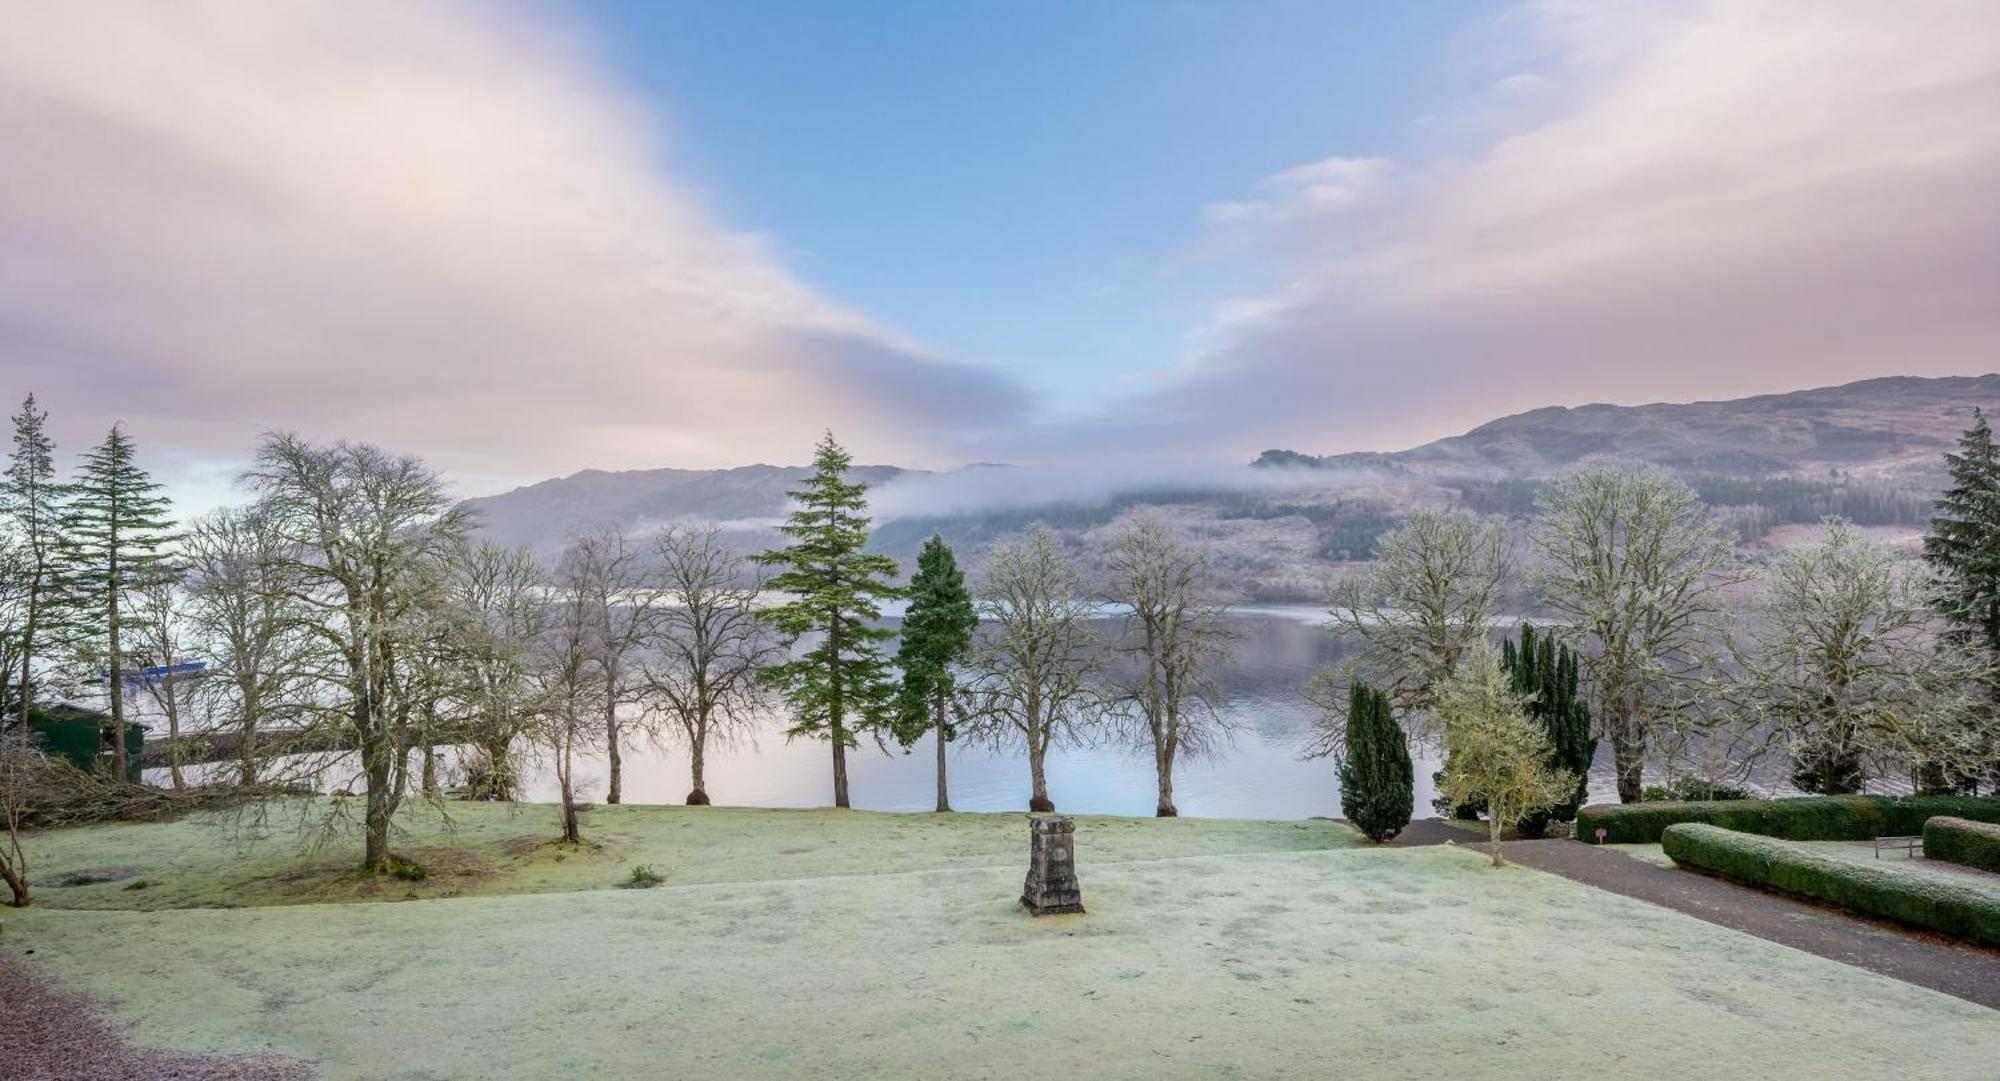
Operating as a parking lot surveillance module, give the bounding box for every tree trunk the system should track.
[163,681,184,791]
[687,733,710,805]
[239,683,260,787]
[605,688,622,805]
[1488,811,1505,867]
[933,692,951,813]
[0,856,27,908]
[559,720,580,843]
[831,726,851,809]
[1611,712,1645,804]
[106,577,127,781]
[421,743,438,798]
[1028,741,1053,812]
[363,742,394,870]
[1154,731,1177,817]
[17,585,37,724]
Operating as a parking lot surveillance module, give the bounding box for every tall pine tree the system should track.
[892,535,976,812]
[1503,622,1596,837]
[2,394,69,722]
[1339,681,1413,842]
[1923,408,2000,793]
[64,424,176,778]
[754,433,900,808]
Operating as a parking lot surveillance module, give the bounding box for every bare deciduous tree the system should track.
[441,539,545,801]
[961,525,1106,812]
[129,576,199,790]
[538,543,609,843]
[0,728,30,906]
[1532,469,1737,803]
[561,528,664,805]
[1731,520,1990,793]
[246,434,470,871]
[1099,511,1236,817]
[640,524,776,805]
[1308,510,1508,756]
[182,507,316,787]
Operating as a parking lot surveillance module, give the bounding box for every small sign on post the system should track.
[1594,827,1609,845]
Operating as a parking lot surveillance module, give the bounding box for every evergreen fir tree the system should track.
[1,394,71,722]
[1503,623,1597,837]
[1339,681,1413,842]
[63,424,176,778]
[891,535,976,812]
[1925,408,2000,645]
[754,432,900,808]
[1923,409,2000,794]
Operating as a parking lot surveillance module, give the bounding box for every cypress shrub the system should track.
[1662,823,2000,947]
[1577,793,2000,844]
[1924,816,2000,873]
[1340,681,1413,842]
[1504,624,1596,838]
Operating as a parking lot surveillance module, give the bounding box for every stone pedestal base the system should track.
[1021,815,1084,916]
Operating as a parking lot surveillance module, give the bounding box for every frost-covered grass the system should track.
[20,799,1354,910]
[13,834,2000,1080]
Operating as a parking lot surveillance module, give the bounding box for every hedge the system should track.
[1661,823,2000,947]
[1924,816,2000,873]
[1574,794,2000,845]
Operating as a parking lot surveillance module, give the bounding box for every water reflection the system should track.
[514,606,1451,819]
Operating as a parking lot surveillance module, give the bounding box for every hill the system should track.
[1257,374,2000,487]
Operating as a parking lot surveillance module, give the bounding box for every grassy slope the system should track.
[14,806,2000,1079]
[21,800,1354,910]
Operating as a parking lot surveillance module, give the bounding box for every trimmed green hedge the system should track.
[1575,794,2000,845]
[1662,824,2000,947]
[1924,816,2000,873]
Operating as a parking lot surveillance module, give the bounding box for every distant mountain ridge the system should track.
[463,375,1996,582]
[1256,374,2000,485]
[465,462,917,551]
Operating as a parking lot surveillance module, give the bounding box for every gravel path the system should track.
[1388,819,2000,1010]
[1,952,311,1080]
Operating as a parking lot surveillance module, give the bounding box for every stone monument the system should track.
[1020,814,1084,915]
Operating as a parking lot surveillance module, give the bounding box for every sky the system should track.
[3,0,1998,510]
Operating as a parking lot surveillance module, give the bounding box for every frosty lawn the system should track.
[13,808,2000,1079]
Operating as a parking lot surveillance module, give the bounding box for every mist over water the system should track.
[513,606,1440,819]
[145,605,1636,819]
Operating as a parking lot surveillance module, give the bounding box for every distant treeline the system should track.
[1451,475,1934,532]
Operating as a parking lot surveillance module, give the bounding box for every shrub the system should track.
[1924,816,2000,873]
[1338,682,1413,842]
[621,864,666,889]
[1662,823,2000,947]
[1641,778,1753,803]
[382,855,427,881]
[1577,794,2000,845]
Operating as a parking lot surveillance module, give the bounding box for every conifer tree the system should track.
[63,424,175,778]
[892,535,977,812]
[2,394,69,721]
[754,432,900,808]
[1503,623,1596,837]
[1925,409,2000,657]
[1339,681,1413,842]
[1923,409,2000,793]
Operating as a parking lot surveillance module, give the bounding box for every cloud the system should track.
[1119,0,2000,460]
[0,0,1027,497]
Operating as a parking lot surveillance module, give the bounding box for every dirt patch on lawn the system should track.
[0,952,312,1080]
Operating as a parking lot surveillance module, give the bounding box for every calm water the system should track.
[513,606,1451,819]
[148,605,1630,819]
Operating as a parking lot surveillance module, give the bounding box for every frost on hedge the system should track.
[1923,816,2000,873]
[1662,823,2000,947]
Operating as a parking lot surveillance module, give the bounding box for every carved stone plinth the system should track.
[1021,814,1084,915]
